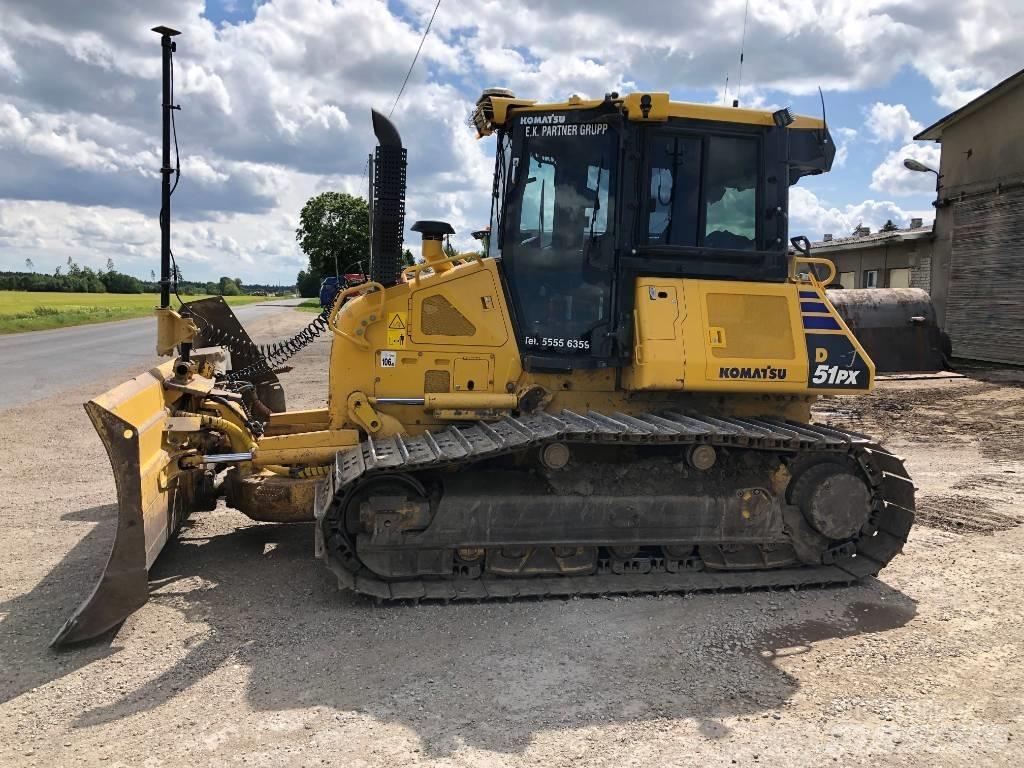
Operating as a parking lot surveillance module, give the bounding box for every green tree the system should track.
[296,269,321,298]
[442,240,459,260]
[295,192,369,280]
[102,271,143,293]
[880,219,898,232]
[24,258,34,271]
[218,276,241,296]
[401,248,415,267]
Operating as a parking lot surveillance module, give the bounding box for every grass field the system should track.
[297,298,323,312]
[0,291,270,334]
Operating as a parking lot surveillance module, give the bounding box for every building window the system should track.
[887,268,910,288]
[864,269,879,288]
[838,271,856,289]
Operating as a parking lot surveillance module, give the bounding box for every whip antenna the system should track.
[733,0,750,107]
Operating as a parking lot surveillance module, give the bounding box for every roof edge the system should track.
[810,229,934,253]
[916,67,1024,141]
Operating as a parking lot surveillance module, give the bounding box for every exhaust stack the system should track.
[369,110,407,286]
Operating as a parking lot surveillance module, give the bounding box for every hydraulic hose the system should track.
[264,464,332,479]
[177,411,328,478]
[175,411,256,454]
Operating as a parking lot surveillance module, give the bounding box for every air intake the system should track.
[370,109,407,286]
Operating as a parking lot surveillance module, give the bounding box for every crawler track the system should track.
[314,410,915,600]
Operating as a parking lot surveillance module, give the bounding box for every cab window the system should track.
[647,135,701,246]
[502,116,618,354]
[645,132,760,250]
[703,136,757,249]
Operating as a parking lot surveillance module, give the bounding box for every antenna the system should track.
[152,25,180,310]
[733,0,750,108]
[818,86,829,143]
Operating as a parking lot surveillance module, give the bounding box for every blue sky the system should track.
[202,0,266,26]
[0,0,1020,283]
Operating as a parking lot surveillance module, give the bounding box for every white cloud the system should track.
[865,103,922,144]
[0,198,293,275]
[832,127,858,169]
[869,142,942,197]
[0,0,1021,283]
[790,186,932,239]
[0,39,20,80]
[0,104,132,174]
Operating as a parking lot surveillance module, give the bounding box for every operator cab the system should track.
[476,91,834,371]
[500,110,618,360]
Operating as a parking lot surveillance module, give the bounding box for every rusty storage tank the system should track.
[827,288,951,373]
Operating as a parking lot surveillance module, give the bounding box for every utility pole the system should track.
[153,25,180,310]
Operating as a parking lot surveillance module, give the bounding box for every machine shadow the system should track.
[0,505,123,705]
[65,518,918,756]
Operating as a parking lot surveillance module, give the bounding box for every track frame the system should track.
[314,409,915,600]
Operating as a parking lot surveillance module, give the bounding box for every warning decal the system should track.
[386,311,407,349]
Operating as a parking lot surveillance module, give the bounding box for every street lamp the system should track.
[903,157,942,208]
[903,158,938,176]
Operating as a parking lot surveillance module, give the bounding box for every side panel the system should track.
[624,278,874,394]
[698,284,804,387]
[328,260,523,428]
[797,286,874,392]
[410,269,509,347]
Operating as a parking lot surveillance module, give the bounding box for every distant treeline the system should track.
[1,260,295,296]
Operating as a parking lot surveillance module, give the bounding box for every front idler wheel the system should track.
[790,462,873,541]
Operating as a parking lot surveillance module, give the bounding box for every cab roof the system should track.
[472,90,826,137]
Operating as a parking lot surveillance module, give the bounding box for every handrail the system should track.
[327,281,386,349]
[401,252,483,285]
[789,255,837,288]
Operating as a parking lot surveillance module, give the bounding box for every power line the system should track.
[388,0,442,118]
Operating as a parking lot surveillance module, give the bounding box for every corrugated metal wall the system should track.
[948,187,1024,364]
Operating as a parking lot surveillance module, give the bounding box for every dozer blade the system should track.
[52,361,186,646]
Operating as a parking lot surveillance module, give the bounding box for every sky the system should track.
[0,0,1021,284]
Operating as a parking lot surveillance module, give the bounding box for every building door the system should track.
[948,187,1024,364]
[887,268,910,288]
[838,271,856,289]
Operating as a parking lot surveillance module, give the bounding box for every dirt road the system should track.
[1,310,1021,766]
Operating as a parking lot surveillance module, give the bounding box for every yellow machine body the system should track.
[323,255,872,433]
[57,87,914,647]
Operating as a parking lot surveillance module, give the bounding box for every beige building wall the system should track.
[929,81,1024,323]
[820,239,933,290]
[938,86,1024,193]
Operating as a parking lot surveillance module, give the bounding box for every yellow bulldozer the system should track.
[53,29,915,645]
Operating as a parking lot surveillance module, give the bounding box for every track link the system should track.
[314,409,915,600]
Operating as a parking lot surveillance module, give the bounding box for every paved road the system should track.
[0,299,304,411]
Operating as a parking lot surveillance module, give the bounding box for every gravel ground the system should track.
[1,310,1022,767]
